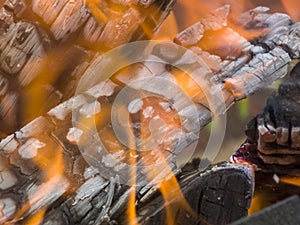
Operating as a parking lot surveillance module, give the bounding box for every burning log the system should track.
[126,162,253,225]
[1,1,300,225]
[0,0,176,135]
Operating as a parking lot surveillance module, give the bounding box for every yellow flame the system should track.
[248,193,264,215]
[86,0,108,23]
[35,144,64,179]
[24,208,46,225]
[155,12,178,41]
[127,164,139,225]
[177,0,249,28]
[126,118,140,225]
[280,177,300,187]
[23,48,79,123]
[159,177,179,225]
[249,176,300,215]
[123,94,202,225]
[9,141,66,223]
[172,69,205,101]
[127,187,139,225]
[6,1,292,224]
[159,175,199,225]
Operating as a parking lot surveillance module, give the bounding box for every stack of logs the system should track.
[0,0,300,224]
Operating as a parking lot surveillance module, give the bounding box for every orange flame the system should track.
[172,69,206,101]
[281,0,300,21]
[123,93,201,225]
[23,47,84,124]
[126,116,140,225]
[86,0,108,23]
[127,164,139,225]
[159,175,200,225]
[249,176,300,215]
[280,177,300,187]
[24,208,47,225]
[176,0,249,27]
[155,12,179,41]
[248,193,265,215]
[9,141,66,223]
[4,1,297,224]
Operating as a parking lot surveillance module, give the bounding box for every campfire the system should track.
[0,0,300,225]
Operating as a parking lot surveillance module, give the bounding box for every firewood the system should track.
[1,2,300,225]
[231,62,300,174]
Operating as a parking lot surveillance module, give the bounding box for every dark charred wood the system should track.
[128,162,253,225]
[232,62,300,173]
[230,195,300,225]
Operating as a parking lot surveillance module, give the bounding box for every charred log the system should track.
[231,62,300,175]
[128,162,253,225]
